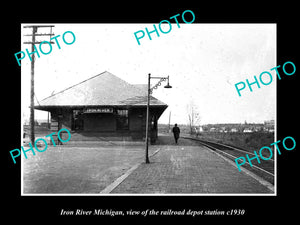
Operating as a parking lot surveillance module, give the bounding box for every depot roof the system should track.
[34,71,168,110]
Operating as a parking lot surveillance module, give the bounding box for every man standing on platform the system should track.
[172,123,180,144]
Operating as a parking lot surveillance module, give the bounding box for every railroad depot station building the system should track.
[34,71,168,143]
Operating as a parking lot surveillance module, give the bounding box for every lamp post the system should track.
[145,73,172,164]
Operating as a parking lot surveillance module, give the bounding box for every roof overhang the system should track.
[33,104,168,111]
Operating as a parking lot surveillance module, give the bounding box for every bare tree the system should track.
[186,101,201,135]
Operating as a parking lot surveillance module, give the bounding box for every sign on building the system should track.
[83,108,113,114]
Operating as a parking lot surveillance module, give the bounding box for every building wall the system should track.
[49,107,161,142]
[129,108,143,131]
[84,113,116,131]
[60,108,72,130]
[50,108,72,131]
[128,108,144,139]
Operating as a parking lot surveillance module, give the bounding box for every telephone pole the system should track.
[23,25,54,144]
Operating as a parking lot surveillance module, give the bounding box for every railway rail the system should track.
[182,136,275,185]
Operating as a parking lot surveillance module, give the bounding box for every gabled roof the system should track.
[34,71,167,109]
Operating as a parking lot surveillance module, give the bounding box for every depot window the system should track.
[116,109,129,130]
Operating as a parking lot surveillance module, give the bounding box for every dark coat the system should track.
[172,126,180,139]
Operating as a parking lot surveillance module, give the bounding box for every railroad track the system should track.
[182,136,275,185]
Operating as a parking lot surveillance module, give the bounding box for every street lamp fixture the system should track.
[164,82,172,89]
[145,74,172,164]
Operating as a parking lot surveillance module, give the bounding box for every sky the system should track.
[21,23,276,125]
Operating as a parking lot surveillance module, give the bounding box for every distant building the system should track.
[264,120,275,132]
[231,128,238,132]
[264,120,275,126]
[209,127,216,132]
[198,126,203,132]
[243,128,252,133]
[220,127,226,133]
[34,71,168,142]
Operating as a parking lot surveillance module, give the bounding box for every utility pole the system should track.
[23,25,54,144]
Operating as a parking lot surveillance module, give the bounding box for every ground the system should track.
[22,134,273,194]
[23,143,159,193]
[112,137,272,194]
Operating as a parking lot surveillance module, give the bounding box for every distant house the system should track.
[198,126,203,132]
[264,120,275,126]
[34,71,168,142]
[220,127,227,133]
[209,127,216,132]
[264,120,275,132]
[243,128,252,133]
[231,128,238,132]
